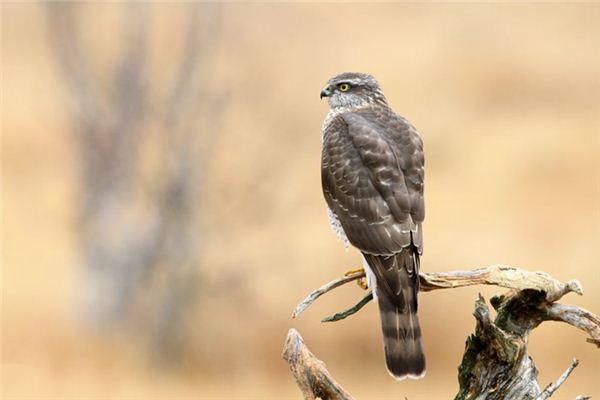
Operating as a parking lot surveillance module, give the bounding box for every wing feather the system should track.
[321,108,424,255]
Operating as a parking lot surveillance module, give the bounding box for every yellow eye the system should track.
[338,83,350,92]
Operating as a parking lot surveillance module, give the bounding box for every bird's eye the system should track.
[338,83,350,92]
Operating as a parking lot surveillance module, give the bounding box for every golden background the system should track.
[3,3,600,399]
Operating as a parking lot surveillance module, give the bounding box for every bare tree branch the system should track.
[294,265,585,323]
[545,303,600,347]
[47,3,108,130]
[292,271,364,318]
[536,359,580,400]
[419,265,583,302]
[322,291,373,323]
[282,329,356,400]
[289,266,599,399]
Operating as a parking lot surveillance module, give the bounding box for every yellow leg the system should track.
[344,268,369,290]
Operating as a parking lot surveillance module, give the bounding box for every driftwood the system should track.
[282,329,356,400]
[285,265,599,399]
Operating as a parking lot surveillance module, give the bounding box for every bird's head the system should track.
[320,72,387,110]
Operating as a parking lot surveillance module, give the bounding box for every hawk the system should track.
[320,72,426,380]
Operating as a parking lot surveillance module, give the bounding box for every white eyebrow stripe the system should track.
[332,78,364,86]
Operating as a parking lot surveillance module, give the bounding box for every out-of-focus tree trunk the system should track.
[46,2,224,363]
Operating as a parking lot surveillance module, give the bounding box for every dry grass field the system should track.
[3,3,600,399]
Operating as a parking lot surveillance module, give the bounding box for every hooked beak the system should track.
[320,85,331,99]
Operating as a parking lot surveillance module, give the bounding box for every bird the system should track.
[320,72,426,380]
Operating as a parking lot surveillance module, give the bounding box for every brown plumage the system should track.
[320,72,425,380]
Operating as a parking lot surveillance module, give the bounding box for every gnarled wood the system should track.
[537,359,579,400]
[419,265,583,302]
[288,266,598,399]
[282,329,355,400]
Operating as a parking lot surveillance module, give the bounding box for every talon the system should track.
[356,278,369,290]
[344,268,369,290]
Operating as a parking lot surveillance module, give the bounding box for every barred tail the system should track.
[378,292,426,380]
[363,251,426,380]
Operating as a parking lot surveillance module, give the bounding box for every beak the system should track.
[320,85,331,99]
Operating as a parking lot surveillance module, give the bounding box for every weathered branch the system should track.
[293,265,584,322]
[292,271,364,318]
[419,265,583,302]
[289,266,598,399]
[545,303,600,347]
[536,359,579,400]
[282,329,356,400]
[322,291,373,323]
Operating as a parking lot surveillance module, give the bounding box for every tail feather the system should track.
[363,251,426,380]
[378,294,426,380]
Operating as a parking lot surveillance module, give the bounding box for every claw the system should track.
[356,278,369,290]
[344,268,369,290]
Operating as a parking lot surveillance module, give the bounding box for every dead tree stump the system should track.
[285,265,599,399]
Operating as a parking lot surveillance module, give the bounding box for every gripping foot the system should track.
[344,268,368,290]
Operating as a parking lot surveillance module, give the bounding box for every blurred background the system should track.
[3,2,600,399]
